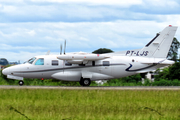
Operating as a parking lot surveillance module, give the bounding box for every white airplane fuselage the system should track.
[3,54,173,81]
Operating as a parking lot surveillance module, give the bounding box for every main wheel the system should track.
[19,80,24,86]
[80,78,91,86]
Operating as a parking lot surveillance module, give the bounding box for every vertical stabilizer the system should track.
[140,25,178,58]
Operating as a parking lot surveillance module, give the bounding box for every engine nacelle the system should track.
[51,71,81,81]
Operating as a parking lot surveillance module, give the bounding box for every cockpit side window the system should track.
[35,58,44,65]
[28,57,36,64]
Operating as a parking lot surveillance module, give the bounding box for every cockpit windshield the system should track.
[28,57,36,64]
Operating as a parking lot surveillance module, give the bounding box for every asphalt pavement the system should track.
[0,85,180,90]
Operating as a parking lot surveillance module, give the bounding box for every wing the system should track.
[57,52,110,64]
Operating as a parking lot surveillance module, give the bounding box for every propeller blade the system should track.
[60,44,62,55]
[64,40,66,54]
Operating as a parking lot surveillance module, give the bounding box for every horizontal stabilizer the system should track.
[141,59,174,65]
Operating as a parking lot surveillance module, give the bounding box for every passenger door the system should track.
[98,60,112,76]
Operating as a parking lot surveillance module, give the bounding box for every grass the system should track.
[0,89,180,120]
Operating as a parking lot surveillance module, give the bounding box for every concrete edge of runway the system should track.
[0,85,180,90]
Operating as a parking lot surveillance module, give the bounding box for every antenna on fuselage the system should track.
[46,50,50,55]
[64,40,66,55]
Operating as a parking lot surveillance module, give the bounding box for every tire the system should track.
[80,78,91,86]
[19,80,24,86]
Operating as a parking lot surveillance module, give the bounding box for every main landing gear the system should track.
[18,80,24,86]
[79,78,91,86]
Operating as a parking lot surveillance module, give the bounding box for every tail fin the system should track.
[140,25,178,58]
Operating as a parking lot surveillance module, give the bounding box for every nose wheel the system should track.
[18,80,24,86]
[79,78,91,86]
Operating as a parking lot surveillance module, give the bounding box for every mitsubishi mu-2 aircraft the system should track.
[2,25,178,86]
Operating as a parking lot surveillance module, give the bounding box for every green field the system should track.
[0,89,180,120]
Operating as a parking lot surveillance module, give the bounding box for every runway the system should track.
[0,85,180,90]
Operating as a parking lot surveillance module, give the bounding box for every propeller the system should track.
[60,44,62,55]
[64,40,66,55]
[60,40,66,55]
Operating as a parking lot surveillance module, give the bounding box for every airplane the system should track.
[2,25,178,86]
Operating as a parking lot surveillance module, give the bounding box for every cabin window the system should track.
[35,58,44,65]
[103,61,110,66]
[65,61,72,66]
[52,60,58,66]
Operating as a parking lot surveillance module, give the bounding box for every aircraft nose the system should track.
[2,68,10,75]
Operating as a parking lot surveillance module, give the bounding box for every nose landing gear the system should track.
[18,80,24,86]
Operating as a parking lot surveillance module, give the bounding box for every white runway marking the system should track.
[0,86,180,90]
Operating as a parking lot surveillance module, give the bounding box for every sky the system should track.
[0,0,180,62]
